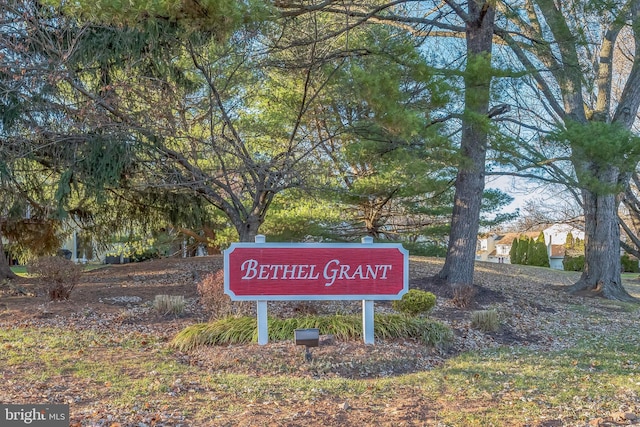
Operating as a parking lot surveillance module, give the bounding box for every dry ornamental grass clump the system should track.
[471,309,500,332]
[153,295,186,316]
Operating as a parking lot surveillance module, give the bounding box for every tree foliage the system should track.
[4,0,638,304]
[509,238,519,264]
[510,234,548,268]
[491,0,640,300]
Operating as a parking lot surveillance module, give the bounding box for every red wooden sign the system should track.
[224,242,408,301]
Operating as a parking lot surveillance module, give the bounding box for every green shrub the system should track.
[621,254,639,273]
[530,233,550,267]
[392,289,436,316]
[130,248,159,262]
[27,256,83,300]
[563,255,585,272]
[105,241,160,264]
[509,239,519,265]
[515,236,529,265]
[511,234,549,267]
[401,242,446,257]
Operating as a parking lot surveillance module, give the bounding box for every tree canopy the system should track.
[3,0,640,302]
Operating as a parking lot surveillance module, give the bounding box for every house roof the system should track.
[476,249,491,256]
[494,232,541,246]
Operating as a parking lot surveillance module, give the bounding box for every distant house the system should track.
[543,224,585,248]
[476,225,585,270]
[476,232,539,264]
[60,229,103,264]
[475,233,494,261]
[543,224,585,270]
[2,205,111,264]
[548,244,566,270]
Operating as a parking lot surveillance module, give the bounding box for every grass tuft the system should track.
[153,295,186,316]
[171,314,453,351]
[471,309,500,332]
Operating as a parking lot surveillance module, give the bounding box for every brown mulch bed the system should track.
[1,256,639,426]
[0,256,579,360]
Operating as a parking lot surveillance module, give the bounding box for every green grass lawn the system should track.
[1,326,639,426]
[3,259,639,425]
[10,263,106,277]
[8,265,27,276]
[621,272,640,296]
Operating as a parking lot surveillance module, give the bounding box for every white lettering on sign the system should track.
[322,259,392,286]
[241,259,320,280]
[240,259,392,286]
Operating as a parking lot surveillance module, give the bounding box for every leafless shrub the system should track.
[197,270,250,319]
[27,256,82,301]
[451,284,476,308]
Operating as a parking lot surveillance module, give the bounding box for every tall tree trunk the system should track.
[439,1,495,286]
[569,167,635,301]
[0,233,17,280]
[236,217,262,242]
[530,0,640,300]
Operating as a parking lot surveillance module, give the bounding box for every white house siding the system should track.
[549,258,564,270]
[543,224,585,248]
[495,244,511,264]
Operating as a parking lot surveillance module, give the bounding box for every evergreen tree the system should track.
[565,232,575,250]
[526,238,535,266]
[509,238,519,264]
[515,236,528,265]
[302,24,455,242]
[6,1,373,243]
[499,0,640,300]
[0,1,76,275]
[530,232,550,267]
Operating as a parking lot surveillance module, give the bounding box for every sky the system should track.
[484,174,581,229]
[486,175,545,212]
